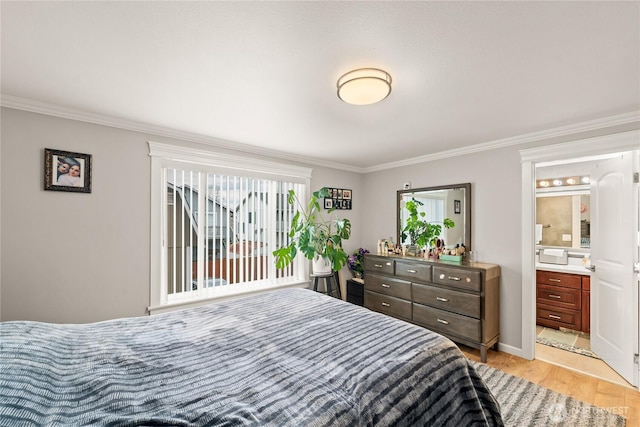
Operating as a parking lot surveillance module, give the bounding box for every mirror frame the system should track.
[397,182,472,251]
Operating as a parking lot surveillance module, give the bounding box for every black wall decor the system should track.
[324,187,352,210]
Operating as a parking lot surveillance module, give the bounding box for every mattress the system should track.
[0,288,503,426]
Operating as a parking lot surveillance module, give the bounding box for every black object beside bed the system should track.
[0,288,503,426]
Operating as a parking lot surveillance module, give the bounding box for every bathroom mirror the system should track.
[397,183,471,250]
[536,190,590,249]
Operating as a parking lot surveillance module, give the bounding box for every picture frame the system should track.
[454,199,461,214]
[44,148,92,193]
[324,187,352,210]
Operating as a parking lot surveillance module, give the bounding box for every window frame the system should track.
[148,141,312,314]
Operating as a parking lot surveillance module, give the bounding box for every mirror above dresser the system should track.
[397,183,471,251]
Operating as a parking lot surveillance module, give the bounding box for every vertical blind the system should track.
[164,167,305,303]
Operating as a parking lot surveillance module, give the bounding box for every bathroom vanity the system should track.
[535,247,591,333]
[536,269,590,333]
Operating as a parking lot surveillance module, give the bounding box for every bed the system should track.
[0,288,503,426]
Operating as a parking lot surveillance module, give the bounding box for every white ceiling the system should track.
[2,1,639,171]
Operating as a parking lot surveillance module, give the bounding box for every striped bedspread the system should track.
[0,288,503,426]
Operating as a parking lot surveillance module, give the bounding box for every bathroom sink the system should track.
[539,248,568,265]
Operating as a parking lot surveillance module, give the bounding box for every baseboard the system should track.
[497,343,526,359]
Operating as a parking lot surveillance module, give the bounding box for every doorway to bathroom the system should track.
[520,130,640,391]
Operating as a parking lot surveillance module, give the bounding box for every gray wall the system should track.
[0,108,363,323]
[1,106,637,355]
[360,123,639,353]
[362,146,523,352]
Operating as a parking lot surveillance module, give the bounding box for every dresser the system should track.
[364,254,500,362]
[536,270,590,333]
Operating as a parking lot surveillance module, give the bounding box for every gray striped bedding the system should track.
[0,288,503,426]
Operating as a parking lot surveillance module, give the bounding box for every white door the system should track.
[590,151,639,387]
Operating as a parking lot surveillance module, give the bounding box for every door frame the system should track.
[520,130,640,378]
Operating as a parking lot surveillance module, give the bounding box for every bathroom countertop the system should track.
[535,262,591,275]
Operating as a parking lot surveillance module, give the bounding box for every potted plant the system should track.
[400,198,454,255]
[347,247,369,278]
[273,187,351,274]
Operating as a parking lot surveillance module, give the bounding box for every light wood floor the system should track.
[460,345,640,427]
[535,342,633,389]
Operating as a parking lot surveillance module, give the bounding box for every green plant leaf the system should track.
[275,187,351,271]
[287,189,296,205]
[273,243,296,269]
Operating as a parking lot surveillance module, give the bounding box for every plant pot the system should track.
[406,244,420,256]
[312,256,332,275]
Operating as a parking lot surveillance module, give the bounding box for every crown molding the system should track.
[2,94,636,175]
[520,129,640,163]
[0,94,363,173]
[364,110,640,173]
[148,140,313,179]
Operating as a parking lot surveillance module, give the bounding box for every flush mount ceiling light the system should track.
[337,68,392,105]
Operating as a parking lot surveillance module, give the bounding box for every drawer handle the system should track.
[436,297,449,302]
[549,278,561,282]
[548,314,562,320]
[381,283,391,288]
[406,269,417,274]
[448,276,461,281]
[548,294,562,299]
[381,302,390,307]
[437,318,449,325]
[374,264,383,268]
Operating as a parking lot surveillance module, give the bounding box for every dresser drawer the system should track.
[432,266,482,292]
[413,304,481,342]
[412,283,480,318]
[364,257,394,275]
[537,284,581,310]
[365,274,411,300]
[536,270,582,290]
[395,261,432,283]
[365,291,412,321]
[536,304,581,331]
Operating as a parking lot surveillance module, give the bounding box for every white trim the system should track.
[3,94,638,173]
[148,281,310,315]
[520,130,640,163]
[366,111,640,172]
[519,129,640,362]
[148,141,312,180]
[1,95,363,173]
[497,342,523,358]
[148,141,312,310]
[521,159,537,360]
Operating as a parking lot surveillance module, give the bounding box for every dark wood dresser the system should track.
[364,254,500,362]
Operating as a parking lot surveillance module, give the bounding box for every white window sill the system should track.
[147,281,310,315]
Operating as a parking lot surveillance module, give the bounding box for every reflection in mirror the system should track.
[536,190,590,248]
[397,183,471,251]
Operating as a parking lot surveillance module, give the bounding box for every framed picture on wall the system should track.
[44,148,92,193]
[323,187,352,210]
[454,199,461,214]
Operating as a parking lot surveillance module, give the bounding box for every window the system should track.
[148,142,311,312]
